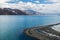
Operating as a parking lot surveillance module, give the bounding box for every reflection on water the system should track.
[0,15,60,40]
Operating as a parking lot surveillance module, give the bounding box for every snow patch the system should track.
[51,25,60,32]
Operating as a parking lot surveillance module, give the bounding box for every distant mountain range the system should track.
[23,10,37,15]
[0,8,42,15]
[0,8,27,15]
[0,8,59,15]
[24,10,43,15]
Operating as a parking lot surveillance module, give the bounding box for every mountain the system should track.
[0,8,47,15]
[0,8,27,15]
[24,10,37,15]
[24,9,46,15]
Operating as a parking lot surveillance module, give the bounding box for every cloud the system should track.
[0,0,60,14]
[8,1,60,14]
[47,0,60,3]
[0,0,9,3]
[34,1,40,3]
[0,3,11,8]
[39,3,60,14]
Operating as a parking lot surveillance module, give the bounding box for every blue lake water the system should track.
[0,15,60,40]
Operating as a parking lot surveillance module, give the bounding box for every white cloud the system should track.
[0,0,10,8]
[39,3,60,14]
[0,3,11,8]
[34,1,40,3]
[0,0,60,14]
[47,0,60,3]
[0,0,9,3]
[8,1,60,14]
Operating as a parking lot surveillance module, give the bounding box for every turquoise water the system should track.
[0,15,60,40]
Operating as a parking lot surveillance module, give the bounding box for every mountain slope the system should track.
[0,8,27,15]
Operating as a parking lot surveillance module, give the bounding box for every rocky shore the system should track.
[24,23,60,40]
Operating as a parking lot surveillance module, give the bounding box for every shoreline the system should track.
[24,23,60,40]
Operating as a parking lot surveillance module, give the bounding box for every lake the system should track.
[0,15,60,40]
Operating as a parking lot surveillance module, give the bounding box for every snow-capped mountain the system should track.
[0,8,57,15]
[24,9,48,15]
[0,8,27,15]
[0,8,41,15]
[24,10,36,15]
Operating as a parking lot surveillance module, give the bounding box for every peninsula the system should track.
[24,23,60,40]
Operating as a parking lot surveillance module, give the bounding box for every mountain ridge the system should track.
[0,8,27,15]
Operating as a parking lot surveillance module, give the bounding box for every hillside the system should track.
[0,8,27,15]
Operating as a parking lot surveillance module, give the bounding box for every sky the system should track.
[0,0,60,14]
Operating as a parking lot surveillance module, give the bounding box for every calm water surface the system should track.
[0,15,60,40]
